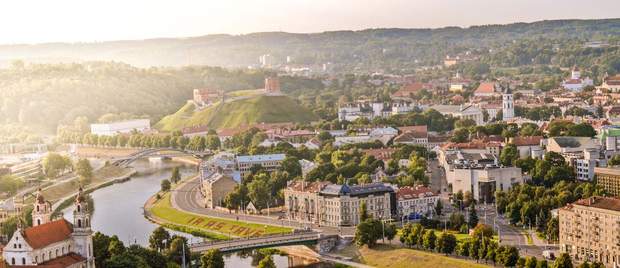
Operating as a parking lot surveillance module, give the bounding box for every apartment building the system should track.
[283,181,331,224]
[594,167,620,197]
[317,183,396,227]
[396,185,439,218]
[559,196,620,267]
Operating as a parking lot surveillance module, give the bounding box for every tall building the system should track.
[559,196,620,267]
[594,167,620,197]
[2,188,95,267]
[236,154,286,178]
[502,89,514,120]
[284,181,331,224]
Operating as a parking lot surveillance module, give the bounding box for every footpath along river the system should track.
[62,159,329,267]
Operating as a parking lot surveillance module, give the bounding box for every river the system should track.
[62,159,326,267]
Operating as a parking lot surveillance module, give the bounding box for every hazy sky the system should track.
[2,0,618,44]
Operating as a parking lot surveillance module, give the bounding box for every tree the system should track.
[166,236,190,265]
[538,259,549,268]
[526,256,538,268]
[468,203,479,228]
[161,179,171,192]
[42,153,72,178]
[170,167,181,184]
[279,156,302,178]
[435,200,443,216]
[149,227,170,252]
[449,213,465,230]
[552,253,573,268]
[437,233,457,255]
[247,177,271,211]
[105,252,149,268]
[546,217,559,242]
[501,246,520,267]
[205,135,221,150]
[355,219,381,248]
[567,123,596,137]
[360,201,369,221]
[500,144,519,166]
[201,249,224,268]
[126,245,167,268]
[384,223,397,243]
[93,232,112,267]
[75,158,93,184]
[257,255,276,268]
[472,224,494,239]
[108,235,126,256]
[422,229,436,251]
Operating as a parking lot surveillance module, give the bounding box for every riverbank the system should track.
[145,192,292,241]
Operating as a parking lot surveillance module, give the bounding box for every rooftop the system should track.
[236,153,286,163]
[396,186,437,200]
[23,219,73,250]
[320,182,394,196]
[570,196,620,212]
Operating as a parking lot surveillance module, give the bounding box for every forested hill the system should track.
[0,19,618,70]
[0,62,321,132]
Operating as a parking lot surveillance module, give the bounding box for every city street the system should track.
[171,176,357,236]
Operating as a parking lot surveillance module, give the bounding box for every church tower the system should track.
[32,188,52,226]
[502,86,514,121]
[73,187,95,268]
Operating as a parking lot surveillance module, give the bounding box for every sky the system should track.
[1,0,618,44]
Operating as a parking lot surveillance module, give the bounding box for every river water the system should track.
[62,159,323,267]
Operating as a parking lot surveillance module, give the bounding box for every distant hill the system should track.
[155,95,319,131]
[0,18,618,70]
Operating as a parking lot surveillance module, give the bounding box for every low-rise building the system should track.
[429,104,484,125]
[559,196,620,267]
[236,153,286,178]
[201,171,239,209]
[473,82,500,98]
[547,136,606,181]
[318,183,396,227]
[90,119,151,136]
[509,136,544,158]
[396,186,439,218]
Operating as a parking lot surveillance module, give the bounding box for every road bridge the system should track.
[190,232,338,253]
[111,148,210,166]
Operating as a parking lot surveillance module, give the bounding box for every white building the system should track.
[546,136,606,181]
[396,186,439,218]
[502,91,515,120]
[2,188,94,267]
[561,66,594,92]
[90,119,150,136]
[438,150,523,203]
[429,105,485,125]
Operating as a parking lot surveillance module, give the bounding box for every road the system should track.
[172,176,357,236]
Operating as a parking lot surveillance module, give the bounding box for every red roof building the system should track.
[474,82,499,97]
[391,82,432,98]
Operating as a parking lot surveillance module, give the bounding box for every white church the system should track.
[2,188,95,268]
[562,65,593,91]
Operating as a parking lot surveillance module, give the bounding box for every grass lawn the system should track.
[149,193,292,238]
[359,244,491,268]
[227,89,265,97]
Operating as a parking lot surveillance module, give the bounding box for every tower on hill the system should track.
[265,77,281,95]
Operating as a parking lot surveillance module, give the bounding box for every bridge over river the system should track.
[111,148,212,167]
[190,232,338,253]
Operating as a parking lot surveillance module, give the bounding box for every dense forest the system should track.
[0,19,618,71]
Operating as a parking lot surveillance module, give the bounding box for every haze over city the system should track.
[1,0,620,44]
[1,2,620,268]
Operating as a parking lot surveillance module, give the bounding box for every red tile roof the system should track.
[23,219,73,250]
[571,196,620,212]
[398,125,427,134]
[39,253,86,267]
[362,148,398,161]
[474,82,497,94]
[396,186,437,200]
[392,82,432,97]
[511,136,543,146]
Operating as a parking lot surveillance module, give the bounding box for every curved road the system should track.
[172,176,356,236]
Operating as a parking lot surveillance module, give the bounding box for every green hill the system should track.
[155,95,319,131]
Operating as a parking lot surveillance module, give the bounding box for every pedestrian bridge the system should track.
[111,148,211,166]
[190,231,337,253]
